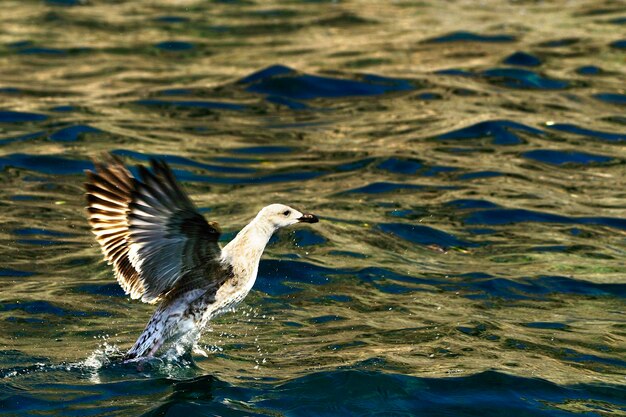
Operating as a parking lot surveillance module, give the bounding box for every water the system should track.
[1,1,625,415]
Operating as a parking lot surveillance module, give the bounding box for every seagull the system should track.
[84,155,318,359]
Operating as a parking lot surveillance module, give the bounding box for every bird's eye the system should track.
[283,210,291,216]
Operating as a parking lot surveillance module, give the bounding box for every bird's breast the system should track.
[201,273,256,324]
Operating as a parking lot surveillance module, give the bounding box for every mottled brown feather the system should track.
[85,155,222,304]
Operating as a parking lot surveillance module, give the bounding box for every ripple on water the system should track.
[434,68,474,77]
[153,41,195,51]
[241,65,414,100]
[48,125,102,142]
[334,157,376,172]
[135,99,247,111]
[154,16,190,24]
[376,157,423,174]
[253,370,626,416]
[112,149,256,174]
[435,67,571,90]
[17,47,67,55]
[0,154,92,174]
[345,182,425,194]
[75,283,126,298]
[436,120,543,145]
[458,171,504,180]
[0,268,36,277]
[0,110,48,123]
[256,260,338,295]
[523,322,570,330]
[12,366,613,416]
[289,229,327,247]
[379,223,479,249]
[231,145,295,154]
[463,208,626,231]
[12,227,75,247]
[537,38,580,47]
[575,65,604,75]
[6,149,399,187]
[481,68,570,89]
[593,93,626,106]
[49,105,76,112]
[0,300,110,317]
[502,51,542,67]
[424,31,516,43]
[457,274,626,300]
[609,39,626,49]
[546,123,626,142]
[522,149,614,165]
[266,95,310,109]
[45,0,82,6]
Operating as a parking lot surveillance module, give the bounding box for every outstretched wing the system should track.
[85,155,222,304]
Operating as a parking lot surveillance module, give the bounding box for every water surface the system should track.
[1,1,625,415]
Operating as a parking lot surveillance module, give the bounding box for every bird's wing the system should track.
[85,155,222,304]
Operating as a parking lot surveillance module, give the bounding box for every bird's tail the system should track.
[124,302,197,360]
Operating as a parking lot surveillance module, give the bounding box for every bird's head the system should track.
[257,203,319,230]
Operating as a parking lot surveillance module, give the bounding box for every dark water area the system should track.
[1,1,625,416]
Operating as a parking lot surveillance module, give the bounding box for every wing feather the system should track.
[85,155,222,304]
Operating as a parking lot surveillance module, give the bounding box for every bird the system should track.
[84,155,319,360]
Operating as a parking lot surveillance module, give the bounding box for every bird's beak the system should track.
[298,213,319,223]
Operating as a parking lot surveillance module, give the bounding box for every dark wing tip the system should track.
[149,157,164,169]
